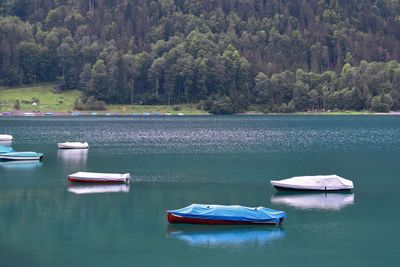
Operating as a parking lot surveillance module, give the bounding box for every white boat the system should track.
[68,184,130,194]
[0,134,13,141]
[271,193,355,210]
[58,142,89,149]
[0,152,44,161]
[68,172,131,183]
[22,112,35,116]
[270,175,354,191]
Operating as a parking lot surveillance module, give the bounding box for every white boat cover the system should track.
[68,184,130,194]
[270,175,354,191]
[58,142,89,149]
[68,172,130,183]
[271,193,354,210]
[0,134,13,141]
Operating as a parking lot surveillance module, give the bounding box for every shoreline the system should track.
[1,110,399,117]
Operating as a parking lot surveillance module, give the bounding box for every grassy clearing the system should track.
[0,84,207,114]
[0,84,80,112]
[0,84,378,115]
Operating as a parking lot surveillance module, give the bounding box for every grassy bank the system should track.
[0,84,207,115]
[0,84,80,112]
[0,84,387,116]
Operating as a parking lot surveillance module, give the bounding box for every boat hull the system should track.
[67,172,131,184]
[68,177,129,183]
[272,185,352,192]
[0,155,43,161]
[167,213,282,225]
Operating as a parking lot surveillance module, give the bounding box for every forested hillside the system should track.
[1,0,400,113]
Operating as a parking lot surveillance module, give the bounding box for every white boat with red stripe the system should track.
[68,172,131,184]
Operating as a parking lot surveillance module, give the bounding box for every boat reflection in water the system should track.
[0,141,12,147]
[167,225,286,247]
[271,192,354,210]
[57,149,88,166]
[0,160,43,170]
[68,184,130,194]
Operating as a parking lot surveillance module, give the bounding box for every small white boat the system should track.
[0,134,13,141]
[270,175,354,191]
[0,152,44,161]
[68,172,131,183]
[68,184,130,194]
[58,142,89,149]
[22,112,35,116]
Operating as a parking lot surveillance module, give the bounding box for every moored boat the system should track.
[167,204,286,225]
[0,134,13,141]
[0,152,44,161]
[22,112,35,116]
[68,172,131,183]
[270,175,354,191]
[58,142,89,149]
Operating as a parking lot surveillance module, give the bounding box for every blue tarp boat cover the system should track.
[0,146,15,154]
[168,204,286,223]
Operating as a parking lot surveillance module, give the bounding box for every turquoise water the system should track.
[0,115,399,266]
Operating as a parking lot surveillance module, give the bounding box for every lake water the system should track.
[0,115,399,267]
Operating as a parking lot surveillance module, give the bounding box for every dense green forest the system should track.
[1,0,400,113]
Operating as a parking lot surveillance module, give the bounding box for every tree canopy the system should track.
[1,0,400,113]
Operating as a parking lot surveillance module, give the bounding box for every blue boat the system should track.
[0,152,44,161]
[0,145,15,154]
[167,204,286,225]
